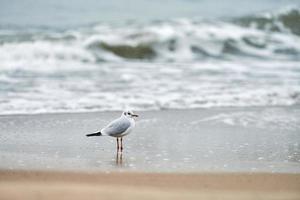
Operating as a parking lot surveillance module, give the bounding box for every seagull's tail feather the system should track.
[86,131,102,137]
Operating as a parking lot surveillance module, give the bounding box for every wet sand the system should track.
[0,170,300,200]
[0,106,299,173]
[0,106,300,172]
[0,107,300,199]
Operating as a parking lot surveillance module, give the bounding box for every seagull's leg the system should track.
[117,138,119,151]
[120,137,123,152]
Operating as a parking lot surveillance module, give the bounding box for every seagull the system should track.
[86,110,138,152]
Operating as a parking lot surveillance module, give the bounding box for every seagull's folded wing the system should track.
[102,118,131,136]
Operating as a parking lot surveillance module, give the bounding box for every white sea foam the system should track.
[0,8,300,114]
[192,107,300,131]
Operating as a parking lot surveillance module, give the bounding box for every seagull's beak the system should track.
[132,114,139,117]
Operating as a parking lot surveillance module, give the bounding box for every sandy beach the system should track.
[1,170,300,200]
[0,107,299,199]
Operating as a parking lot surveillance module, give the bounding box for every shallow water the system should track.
[0,106,299,173]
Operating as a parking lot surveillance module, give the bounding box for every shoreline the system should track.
[1,170,300,200]
[0,104,299,117]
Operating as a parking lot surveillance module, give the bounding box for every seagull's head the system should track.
[122,110,139,118]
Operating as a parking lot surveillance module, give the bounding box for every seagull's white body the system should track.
[101,114,135,137]
[86,110,138,151]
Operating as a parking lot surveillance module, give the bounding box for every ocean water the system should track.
[0,1,300,114]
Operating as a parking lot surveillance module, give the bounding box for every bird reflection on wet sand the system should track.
[116,151,123,166]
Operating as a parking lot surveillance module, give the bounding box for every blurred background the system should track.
[0,0,300,114]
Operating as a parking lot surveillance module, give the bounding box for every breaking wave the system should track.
[1,7,300,64]
[0,6,300,114]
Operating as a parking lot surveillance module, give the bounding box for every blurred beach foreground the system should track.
[0,171,299,200]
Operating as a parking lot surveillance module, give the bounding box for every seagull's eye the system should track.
[127,112,130,115]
